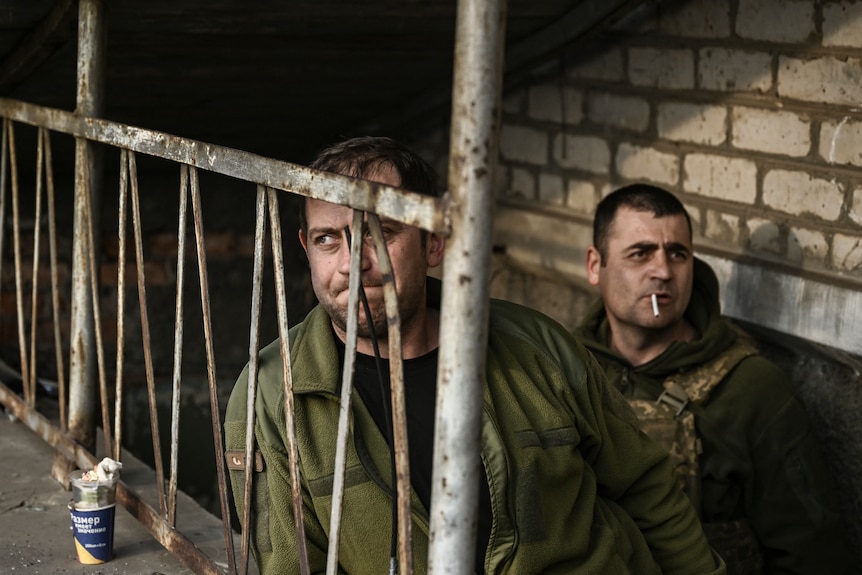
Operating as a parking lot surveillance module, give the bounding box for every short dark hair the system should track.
[593,183,692,261]
[301,136,439,234]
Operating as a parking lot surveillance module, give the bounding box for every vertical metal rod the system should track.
[129,151,167,515]
[265,187,310,575]
[80,137,111,457]
[240,185,268,575]
[8,122,31,406]
[29,127,45,404]
[366,214,413,575]
[167,164,189,526]
[0,121,7,332]
[113,150,129,460]
[325,209,365,575]
[192,167,238,575]
[43,129,67,431]
[430,0,506,571]
[69,0,106,451]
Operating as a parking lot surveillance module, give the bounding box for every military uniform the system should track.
[574,258,856,574]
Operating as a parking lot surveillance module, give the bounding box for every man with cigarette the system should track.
[573,184,855,574]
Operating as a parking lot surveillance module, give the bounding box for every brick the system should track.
[658,0,731,38]
[787,227,828,265]
[683,154,757,203]
[823,3,862,48]
[819,118,862,167]
[682,201,703,239]
[778,56,862,107]
[149,232,180,259]
[204,231,236,259]
[528,84,583,125]
[736,0,814,43]
[500,124,549,166]
[538,173,565,206]
[587,92,649,132]
[510,168,536,200]
[615,143,679,186]
[762,169,843,221]
[657,103,726,145]
[832,233,862,272]
[567,47,624,82]
[502,89,523,114]
[746,217,782,255]
[705,210,740,244]
[629,48,695,89]
[698,48,772,93]
[731,107,810,157]
[565,180,599,215]
[553,135,610,174]
[851,187,862,227]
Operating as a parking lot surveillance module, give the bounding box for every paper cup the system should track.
[68,502,115,564]
[69,469,118,510]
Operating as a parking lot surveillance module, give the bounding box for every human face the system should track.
[298,165,445,352]
[586,207,693,335]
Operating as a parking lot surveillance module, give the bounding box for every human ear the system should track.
[426,232,445,268]
[585,246,602,286]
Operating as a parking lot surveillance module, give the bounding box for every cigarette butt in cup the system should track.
[651,294,660,317]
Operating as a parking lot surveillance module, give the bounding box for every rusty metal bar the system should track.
[29,127,45,405]
[191,166,239,575]
[266,187,310,575]
[68,0,106,453]
[430,0,505,572]
[325,208,365,575]
[8,121,32,406]
[167,164,190,527]
[129,150,168,516]
[114,150,129,461]
[0,121,6,325]
[42,128,67,431]
[240,185,268,575]
[366,214,413,575]
[0,98,448,236]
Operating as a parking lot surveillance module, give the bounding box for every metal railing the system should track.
[0,1,504,574]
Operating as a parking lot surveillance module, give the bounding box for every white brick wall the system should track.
[658,0,731,38]
[629,48,695,89]
[566,180,599,215]
[698,48,773,93]
[736,0,814,43]
[705,210,740,243]
[553,135,610,174]
[852,187,862,226]
[587,92,650,131]
[500,124,548,165]
[833,234,862,271]
[658,103,727,145]
[788,227,829,264]
[616,143,679,185]
[823,3,862,48]
[538,173,565,205]
[746,217,782,254]
[732,107,810,157]
[819,118,862,167]
[509,167,536,200]
[683,154,757,203]
[528,84,583,125]
[779,56,862,107]
[762,169,843,221]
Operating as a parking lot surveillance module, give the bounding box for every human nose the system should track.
[650,250,672,280]
[337,225,374,275]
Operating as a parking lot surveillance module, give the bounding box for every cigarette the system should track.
[651,294,660,317]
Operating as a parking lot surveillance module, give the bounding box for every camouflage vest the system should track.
[628,330,764,574]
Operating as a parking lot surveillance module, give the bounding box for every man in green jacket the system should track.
[224,138,724,574]
[573,183,856,574]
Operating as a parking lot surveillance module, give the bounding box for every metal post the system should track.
[68,0,106,452]
[429,0,506,572]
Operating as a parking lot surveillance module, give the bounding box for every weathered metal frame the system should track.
[0,0,503,573]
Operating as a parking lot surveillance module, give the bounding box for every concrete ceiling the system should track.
[1,0,641,166]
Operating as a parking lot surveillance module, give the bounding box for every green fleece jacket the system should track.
[225,281,723,574]
[573,258,856,574]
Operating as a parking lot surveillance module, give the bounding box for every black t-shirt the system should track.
[337,339,492,573]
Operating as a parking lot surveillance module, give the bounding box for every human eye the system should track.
[312,232,338,249]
